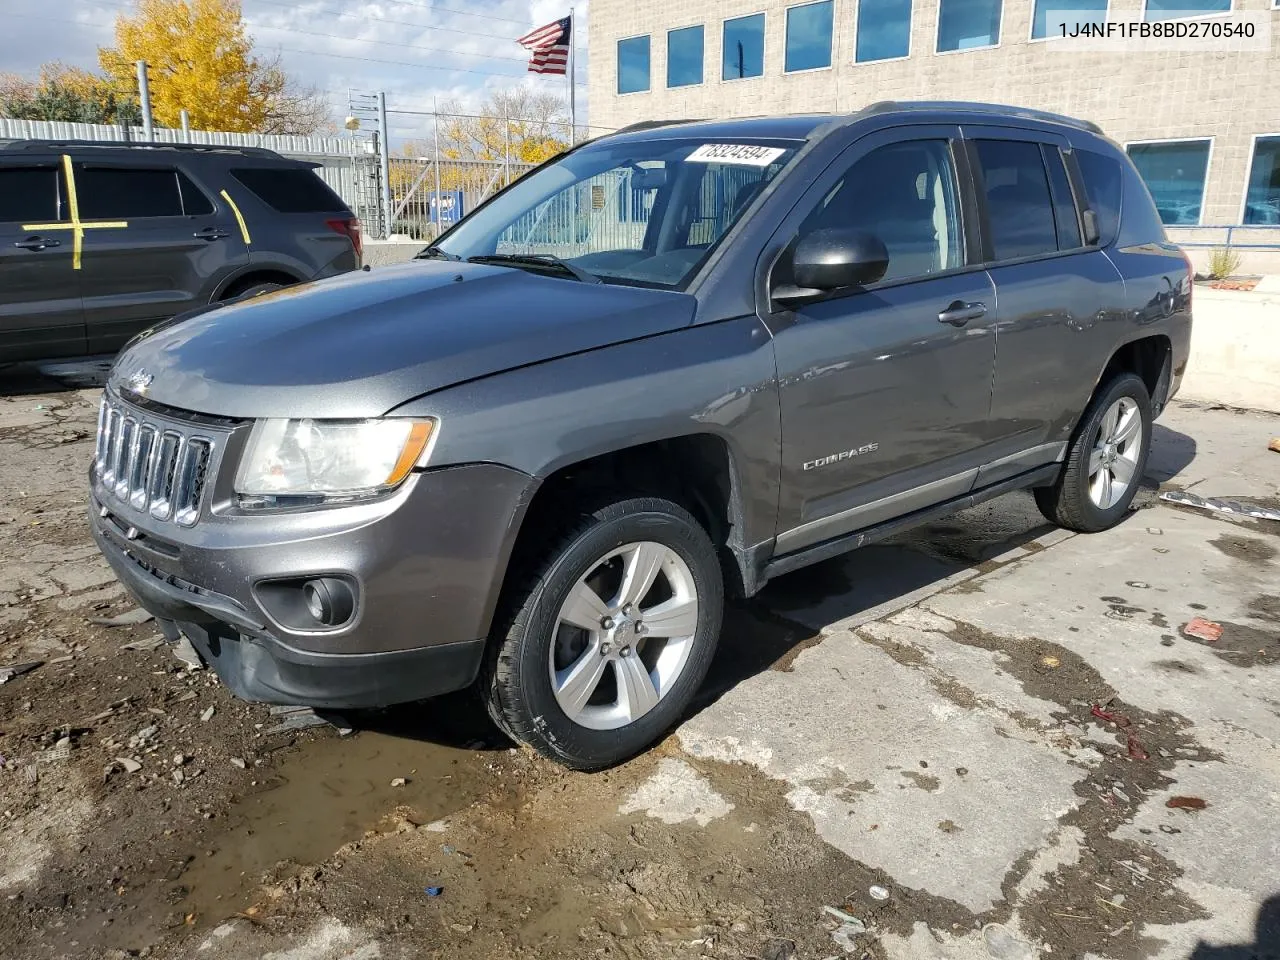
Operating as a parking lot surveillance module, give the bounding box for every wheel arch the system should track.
[500,433,757,609]
[212,266,306,302]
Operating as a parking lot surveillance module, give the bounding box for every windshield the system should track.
[435,137,801,289]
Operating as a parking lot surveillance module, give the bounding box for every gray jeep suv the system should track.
[89,102,1192,770]
[0,140,360,363]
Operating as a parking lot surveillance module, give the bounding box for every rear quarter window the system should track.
[1074,149,1122,247]
[230,167,348,214]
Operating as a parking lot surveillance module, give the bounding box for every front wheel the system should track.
[1035,371,1152,532]
[484,497,723,770]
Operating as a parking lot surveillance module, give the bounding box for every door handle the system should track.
[13,236,61,251]
[938,300,987,326]
[194,228,230,240]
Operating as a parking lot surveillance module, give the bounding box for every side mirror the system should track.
[791,228,889,292]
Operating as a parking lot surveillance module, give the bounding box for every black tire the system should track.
[484,496,723,771]
[1035,371,1152,532]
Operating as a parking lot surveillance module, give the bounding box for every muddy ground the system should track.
[2,368,1278,960]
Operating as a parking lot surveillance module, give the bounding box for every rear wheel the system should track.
[1035,372,1152,532]
[484,497,723,770]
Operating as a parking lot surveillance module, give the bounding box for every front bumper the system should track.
[90,452,533,708]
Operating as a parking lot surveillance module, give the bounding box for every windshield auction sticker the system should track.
[687,144,787,166]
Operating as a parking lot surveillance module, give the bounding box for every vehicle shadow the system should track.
[1146,420,1199,485]
[1188,894,1280,960]
[0,357,114,397]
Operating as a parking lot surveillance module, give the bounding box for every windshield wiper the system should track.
[416,245,460,261]
[467,253,601,284]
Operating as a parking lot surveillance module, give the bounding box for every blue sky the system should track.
[3,0,591,144]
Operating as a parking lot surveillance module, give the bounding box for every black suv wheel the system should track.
[1035,372,1152,532]
[484,496,723,770]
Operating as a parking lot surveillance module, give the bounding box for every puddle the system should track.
[178,723,508,925]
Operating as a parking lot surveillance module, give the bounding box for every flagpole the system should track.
[567,7,576,144]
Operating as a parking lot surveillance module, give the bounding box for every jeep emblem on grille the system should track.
[125,370,154,394]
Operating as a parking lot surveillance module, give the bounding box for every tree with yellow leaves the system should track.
[97,0,328,134]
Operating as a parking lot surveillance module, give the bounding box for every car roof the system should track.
[603,101,1104,146]
[0,139,293,162]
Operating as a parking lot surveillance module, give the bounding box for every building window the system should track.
[723,13,766,80]
[785,1,834,71]
[667,25,705,87]
[937,0,1002,51]
[1126,140,1211,225]
[1143,0,1230,20]
[1030,0,1107,38]
[856,0,912,61]
[617,35,651,94]
[1243,136,1280,225]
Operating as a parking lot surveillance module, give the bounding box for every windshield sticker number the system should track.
[686,144,786,167]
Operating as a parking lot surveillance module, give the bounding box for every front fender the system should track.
[390,317,782,552]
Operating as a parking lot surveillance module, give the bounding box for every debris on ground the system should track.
[0,660,43,684]
[1167,796,1208,811]
[391,777,408,787]
[425,886,443,897]
[1183,617,1224,643]
[1268,437,1280,453]
[89,608,155,627]
[263,705,348,735]
[115,757,143,774]
[230,757,247,769]
[120,635,166,651]
[1090,703,1149,759]
[1159,490,1280,522]
[200,706,216,722]
[171,635,204,669]
[868,884,890,901]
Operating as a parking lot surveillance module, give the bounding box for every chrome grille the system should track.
[94,395,218,527]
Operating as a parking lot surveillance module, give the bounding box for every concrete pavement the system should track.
[678,397,1280,959]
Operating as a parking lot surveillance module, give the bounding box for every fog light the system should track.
[302,577,355,627]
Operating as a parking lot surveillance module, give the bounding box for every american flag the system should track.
[517,16,571,75]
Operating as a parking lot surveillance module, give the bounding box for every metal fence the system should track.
[387,156,537,241]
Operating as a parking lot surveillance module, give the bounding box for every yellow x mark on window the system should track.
[21,155,128,270]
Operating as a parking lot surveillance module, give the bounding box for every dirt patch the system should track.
[900,770,941,792]
[1210,534,1277,565]
[941,621,1217,960]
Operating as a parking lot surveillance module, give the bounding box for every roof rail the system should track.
[608,119,707,136]
[857,100,1104,135]
[0,139,284,159]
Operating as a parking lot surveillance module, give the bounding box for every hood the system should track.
[111,260,697,418]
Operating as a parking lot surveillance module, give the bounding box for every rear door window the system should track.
[177,171,215,215]
[230,167,347,213]
[973,139,1058,261]
[0,166,61,223]
[78,167,185,219]
[1042,145,1082,250]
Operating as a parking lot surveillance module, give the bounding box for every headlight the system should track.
[235,418,436,505]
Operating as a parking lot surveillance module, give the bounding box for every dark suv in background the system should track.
[0,141,361,363]
[91,102,1192,770]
